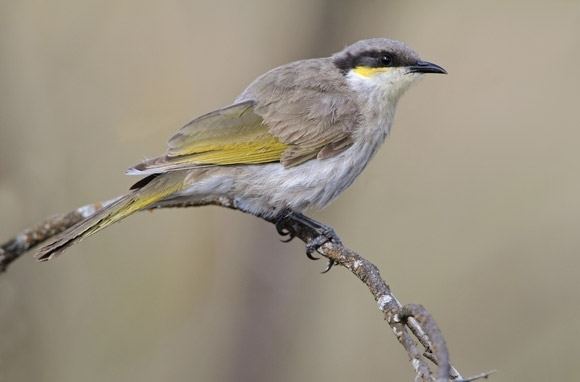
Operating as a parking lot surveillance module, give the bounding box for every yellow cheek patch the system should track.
[352,66,393,78]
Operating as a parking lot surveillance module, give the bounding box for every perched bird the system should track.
[34,38,446,262]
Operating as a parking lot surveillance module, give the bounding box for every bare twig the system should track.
[456,370,497,382]
[1,196,479,381]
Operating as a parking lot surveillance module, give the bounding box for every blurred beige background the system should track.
[1,0,579,381]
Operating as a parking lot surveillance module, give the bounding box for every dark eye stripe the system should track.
[356,55,382,67]
[334,49,402,74]
[355,51,395,68]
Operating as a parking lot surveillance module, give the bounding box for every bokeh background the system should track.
[1,1,579,381]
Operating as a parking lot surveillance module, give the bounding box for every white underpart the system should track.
[175,68,421,218]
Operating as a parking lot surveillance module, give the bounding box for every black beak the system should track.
[409,60,447,74]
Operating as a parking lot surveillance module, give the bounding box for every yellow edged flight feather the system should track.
[129,101,289,174]
[36,172,186,260]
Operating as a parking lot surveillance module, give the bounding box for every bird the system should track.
[34,38,446,265]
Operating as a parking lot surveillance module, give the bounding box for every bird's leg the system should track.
[275,209,341,272]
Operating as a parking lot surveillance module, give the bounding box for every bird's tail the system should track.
[34,173,184,261]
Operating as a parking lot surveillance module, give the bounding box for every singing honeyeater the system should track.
[34,38,446,261]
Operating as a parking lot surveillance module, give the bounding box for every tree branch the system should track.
[1,197,490,381]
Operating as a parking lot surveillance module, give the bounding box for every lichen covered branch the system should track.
[1,197,476,380]
[1,201,115,272]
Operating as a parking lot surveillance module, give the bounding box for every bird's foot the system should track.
[275,209,341,273]
[305,226,340,273]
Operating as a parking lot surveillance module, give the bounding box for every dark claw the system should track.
[321,259,336,274]
[276,216,296,243]
[275,222,288,236]
[306,247,320,260]
[278,229,295,243]
[280,235,295,243]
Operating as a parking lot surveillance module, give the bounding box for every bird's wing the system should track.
[254,85,360,166]
[128,101,287,174]
[128,61,360,175]
[243,58,361,166]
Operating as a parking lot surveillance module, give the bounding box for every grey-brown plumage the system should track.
[133,57,362,173]
[35,38,446,260]
[237,57,361,166]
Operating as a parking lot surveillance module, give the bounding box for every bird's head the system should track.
[333,38,446,104]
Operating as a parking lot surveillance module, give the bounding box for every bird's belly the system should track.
[232,139,382,215]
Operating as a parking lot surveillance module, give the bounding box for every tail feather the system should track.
[34,174,184,261]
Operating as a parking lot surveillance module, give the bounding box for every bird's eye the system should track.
[380,54,393,66]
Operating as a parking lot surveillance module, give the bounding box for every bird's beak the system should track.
[408,60,447,74]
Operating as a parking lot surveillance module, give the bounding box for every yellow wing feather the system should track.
[164,136,287,166]
[129,102,289,174]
